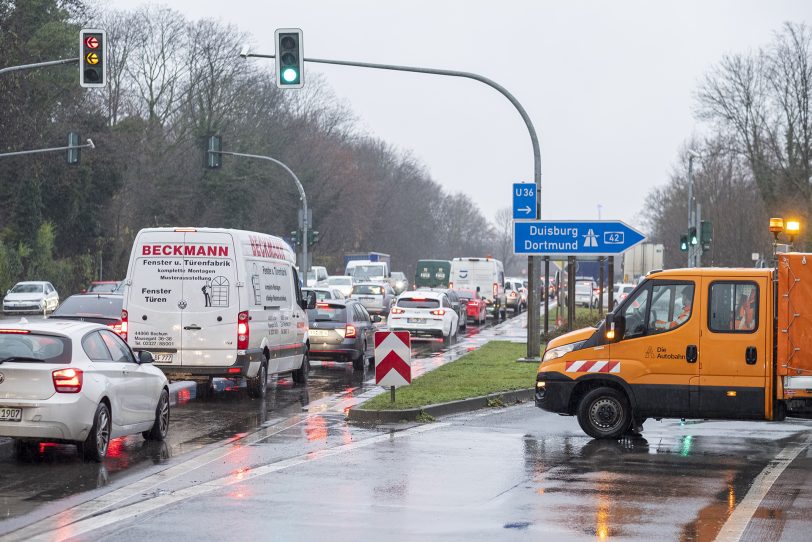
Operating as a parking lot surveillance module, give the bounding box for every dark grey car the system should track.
[307,299,378,371]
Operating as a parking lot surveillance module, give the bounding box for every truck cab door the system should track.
[698,278,768,419]
[609,279,700,418]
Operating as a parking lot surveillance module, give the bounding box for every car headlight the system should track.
[542,341,584,362]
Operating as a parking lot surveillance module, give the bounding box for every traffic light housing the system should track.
[275,29,303,89]
[308,230,320,246]
[205,135,222,169]
[689,227,698,246]
[80,29,106,88]
[700,220,713,251]
[66,132,80,165]
[680,235,688,252]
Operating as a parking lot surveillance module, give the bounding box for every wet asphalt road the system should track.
[2,306,811,541]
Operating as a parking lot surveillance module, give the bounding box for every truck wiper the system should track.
[0,356,44,364]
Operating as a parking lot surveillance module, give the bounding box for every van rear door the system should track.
[180,230,239,368]
[127,230,186,366]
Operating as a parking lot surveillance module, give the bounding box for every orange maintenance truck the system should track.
[535,253,812,439]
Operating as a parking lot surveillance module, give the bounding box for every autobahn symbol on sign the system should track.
[374,331,411,387]
[513,220,646,256]
[512,182,537,220]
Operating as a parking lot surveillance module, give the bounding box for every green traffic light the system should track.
[282,67,298,83]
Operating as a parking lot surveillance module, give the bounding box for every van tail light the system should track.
[345,324,357,338]
[430,309,446,316]
[448,282,453,289]
[53,368,83,393]
[237,311,249,350]
[120,310,128,340]
[391,307,405,314]
[493,283,499,297]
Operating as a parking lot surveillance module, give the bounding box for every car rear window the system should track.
[398,298,440,309]
[352,285,383,295]
[575,283,593,293]
[303,289,332,301]
[308,304,348,322]
[0,332,71,364]
[88,283,120,293]
[51,295,122,320]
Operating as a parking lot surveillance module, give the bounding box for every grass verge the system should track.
[359,341,538,411]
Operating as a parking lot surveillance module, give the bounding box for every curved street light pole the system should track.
[243,51,544,359]
[215,150,309,277]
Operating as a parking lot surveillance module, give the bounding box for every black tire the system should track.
[576,387,631,439]
[14,439,37,462]
[143,388,170,441]
[247,361,268,398]
[82,402,111,462]
[352,350,365,371]
[197,378,214,400]
[292,351,310,385]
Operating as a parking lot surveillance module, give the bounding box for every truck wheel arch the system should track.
[568,375,637,415]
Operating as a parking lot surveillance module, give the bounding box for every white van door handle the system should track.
[184,324,202,331]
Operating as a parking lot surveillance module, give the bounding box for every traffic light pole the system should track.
[0,138,94,159]
[242,51,544,359]
[210,150,309,277]
[0,57,78,76]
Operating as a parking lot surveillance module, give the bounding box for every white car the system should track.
[0,320,169,462]
[602,283,637,309]
[302,286,345,301]
[574,280,598,308]
[388,290,459,341]
[324,275,354,297]
[3,281,59,314]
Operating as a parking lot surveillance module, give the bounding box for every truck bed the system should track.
[777,253,812,384]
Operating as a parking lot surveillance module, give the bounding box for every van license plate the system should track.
[154,353,174,363]
[0,408,22,422]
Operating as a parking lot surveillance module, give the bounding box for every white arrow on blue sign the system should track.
[513,220,646,256]
[512,182,537,220]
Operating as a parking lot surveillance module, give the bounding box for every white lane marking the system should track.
[0,414,314,542]
[714,435,811,542]
[21,422,449,542]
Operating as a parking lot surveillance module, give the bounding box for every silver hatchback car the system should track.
[350,282,396,316]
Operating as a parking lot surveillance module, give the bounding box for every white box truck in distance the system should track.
[122,228,313,398]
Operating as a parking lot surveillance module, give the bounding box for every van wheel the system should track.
[292,352,310,385]
[247,362,268,399]
[577,387,631,439]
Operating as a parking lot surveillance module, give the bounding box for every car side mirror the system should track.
[372,315,383,323]
[138,350,155,364]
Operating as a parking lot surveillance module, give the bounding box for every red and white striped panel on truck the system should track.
[565,360,621,373]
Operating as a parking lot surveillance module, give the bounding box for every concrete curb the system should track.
[347,388,534,424]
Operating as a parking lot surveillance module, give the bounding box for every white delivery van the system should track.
[449,257,507,320]
[122,227,313,398]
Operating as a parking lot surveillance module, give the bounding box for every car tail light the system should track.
[120,310,128,340]
[430,309,445,316]
[345,324,357,338]
[448,282,453,289]
[53,368,83,393]
[0,329,30,334]
[391,307,405,314]
[109,320,124,336]
[237,311,249,350]
[509,291,517,298]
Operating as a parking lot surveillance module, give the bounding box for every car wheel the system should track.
[143,388,170,441]
[82,402,111,462]
[292,351,310,385]
[247,361,268,399]
[352,344,366,371]
[576,387,631,439]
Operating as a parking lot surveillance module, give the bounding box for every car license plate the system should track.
[154,353,174,363]
[0,407,22,422]
[407,318,426,324]
[309,330,329,337]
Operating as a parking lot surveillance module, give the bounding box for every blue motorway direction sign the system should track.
[514,220,646,256]
[512,182,537,220]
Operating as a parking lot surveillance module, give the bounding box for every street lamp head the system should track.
[239,45,250,58]
[687,149,701,159]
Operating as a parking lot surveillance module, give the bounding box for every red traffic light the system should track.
[84,36,99,49]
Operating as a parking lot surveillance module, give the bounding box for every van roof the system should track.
[135,227,296,265]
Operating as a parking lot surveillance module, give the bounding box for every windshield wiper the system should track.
[0,356,44,364]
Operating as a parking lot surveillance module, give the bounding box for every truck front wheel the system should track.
[577,387,631,439]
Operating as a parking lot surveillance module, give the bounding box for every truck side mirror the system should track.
[604,312,625,342]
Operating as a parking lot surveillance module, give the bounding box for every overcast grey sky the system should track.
[108,0,811,230]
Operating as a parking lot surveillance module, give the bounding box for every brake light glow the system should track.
[53,368,83,393]
[493,283,499,297]
[120,309,128,339]
[430,309,446,316]
[0,329,30,334]
[237,311,249,350]
[228,367,241,374]
[174,228,197,232]
[448,282,453,289]
[391,307,405,314]
[345,324,357,338]
[316,303,331,309]
[509,291,517,298]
